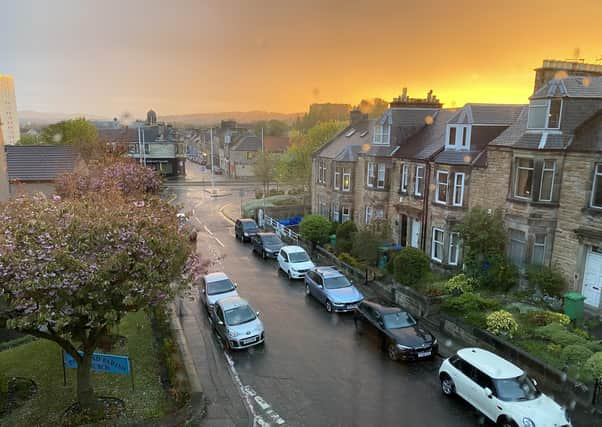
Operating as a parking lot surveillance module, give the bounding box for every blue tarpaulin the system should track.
[278,216,302,226]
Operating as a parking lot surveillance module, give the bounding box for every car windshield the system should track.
[206,279,235,296]
[383,311,416,329]
[243,222,258,230]
[494,374,541,402]
[324,275,350,289]
[224,305,256,326]
[289,251,309,263]
[262,235,282,245]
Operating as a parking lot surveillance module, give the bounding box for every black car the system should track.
[353,300,438,361]
[235,218,260,242]
[251,232,284,259]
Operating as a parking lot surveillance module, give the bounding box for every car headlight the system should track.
[432,338,438,345]
[243,232,248,236]
[228,330,239,338]
[522,417,535,427]
[396,343,411,350]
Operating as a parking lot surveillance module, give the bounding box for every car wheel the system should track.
[262,250,267,259]
[387,343,398,361]
[305,284,311,296]
[288,270,293,280]
[440,374,455,396]
[325,300,333,313]
[497,418,518,427]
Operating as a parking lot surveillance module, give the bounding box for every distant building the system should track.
[147,109,157,125]
[0,121,9,201]
[533,59,602,92]
[0,75,20,145]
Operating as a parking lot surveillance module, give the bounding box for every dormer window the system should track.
[527,98,562,129]
[446,125,471,150]
[373,124,390,145]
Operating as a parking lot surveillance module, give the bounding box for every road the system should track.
[167,168,488,427]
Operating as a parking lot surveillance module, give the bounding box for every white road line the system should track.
[194,217,203,227]
[204,225,214,236]
[213,237,225,248]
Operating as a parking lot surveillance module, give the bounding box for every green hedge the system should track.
[392,247,430,287]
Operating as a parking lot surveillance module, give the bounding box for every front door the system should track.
[583,247,602,308]
[410,219,421,248]
[400,214,408,246]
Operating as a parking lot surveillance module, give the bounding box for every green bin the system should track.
[329,234,336,247]
[563,292,586,321]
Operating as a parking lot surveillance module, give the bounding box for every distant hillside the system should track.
[19,110,110,127]
[159,111,303,126]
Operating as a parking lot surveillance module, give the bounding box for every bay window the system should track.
[591,163,602,208]
[365,206,373,224]
[449,232,460,266]
[400,164,409,193]
[342,206,351,223]
[508,229,527,266]
[435,170,449,204]
[342,168,351,191]
[539,160,556,202]
[367,162,375,187]
[452,172,465,206]
[334,168,341,190]
[514,158,534,199]
[377,163,386,189]
[431,228,444,262]
[532,234,546,265]
[415,165,425,196]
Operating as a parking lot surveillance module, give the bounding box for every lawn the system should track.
[0,311,176,426]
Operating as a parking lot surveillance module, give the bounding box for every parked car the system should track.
[251,232,284,259]
[439,348,571,427]
[277,245,315,279]
[304,266,364,312]
[213,165,224,174]
[235,218,260,242]
[199,272,239,311]
[353,301,437,361]
[210,296,265,350]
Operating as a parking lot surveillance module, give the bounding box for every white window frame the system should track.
[514,157,534,200]
[365,206,373,224]
[342,206,350,223]
[415,165,424,196]
[539,159,556,202]
[400,164,409,193]
[374,207,384,220]
[334,168,341,190]
[342,168,351,192]
[449,232,460,266]
[452,172,465,207]
[431,228,444,262]
[332,202,340,223]
[532,234,546,265]
[527,99,562,130]
[373,124,390,145]
[367,162,375,187]
[435,170,449,204]
[377,163,386,189]
[445,125,471,150]
[590,163,602,209]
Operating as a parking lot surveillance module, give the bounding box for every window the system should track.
[400,164,409,193]
[334,167,341,190]
[318,159,328,184]
[342,207,350,223]
[415,165,425,196]
[527,99,562,129]
[377,163,386,189]
[373,124,390,145]
[374,207,384,220]
[446,125,471,149]
[448,127,456,146]
[435,171,449,204]
[508,229,526,266]
[449,232,460,266]
[342,168,351,191]
[591,164,602,208]
[365,206,373,224]
[532,234,546,265]
[367,162,375,187]
[539,160,556,202]
[431,228,444,262]
[332,203,340,223]
[452,173,465,206]
[514,158,534,199]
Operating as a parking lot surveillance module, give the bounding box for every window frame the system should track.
[415,165,425,196]
[373,123,390,145]
[446,125,471,150]
[400,163,409,193]
[367,162,375,188]
[377,163,386,189]
[538,159,556,202]
[590,163,602,209]
[532,234,546,266]
[449,232,460,266]
[508,228,527,267]
[527,98,562,130]
[513,157,534,200]
[431,227,445,262]
[452,172,465,207]
[341,206,351,223]
[334,167,341,190]
[342,168,351,192]
[435,170,449,204]
[332,202,340,223]
[365,206,373,225]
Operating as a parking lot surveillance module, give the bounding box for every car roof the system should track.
[238,218,257,224]
[361,300,404,315]
[281,245,306,253]
[217,296,249,311]
[204,272,230,282]
[314,266,343,277]
[257,232,277,237]
[457,348,524,379]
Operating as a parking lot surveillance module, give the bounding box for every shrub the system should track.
[583,352,602,383]
[486,256,519,292]
[444,274,477,295]
[392,247,430,286]
[527,265,567,297]
[338,252,365,269]
[335,221,357,254]
[351,229,387,266]
[527,310,570,327]
[299,214,332,244]
[562,345,594,368]
[441,292,500,318]
[486,310,519,338]
[255,190,263,199]
[534,322,589,347]
[268,189,285,196]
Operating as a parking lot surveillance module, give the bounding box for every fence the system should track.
[263,215,301,244]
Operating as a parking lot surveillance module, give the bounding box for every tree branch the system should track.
[18,327,82,362]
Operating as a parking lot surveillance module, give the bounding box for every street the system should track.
[167,166,488,427]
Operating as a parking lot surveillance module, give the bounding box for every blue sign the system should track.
[63,351,131,376]
[200,165,206,172]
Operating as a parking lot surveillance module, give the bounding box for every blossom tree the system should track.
[0,191,191,410]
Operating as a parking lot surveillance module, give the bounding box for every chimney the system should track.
[349,108,364,126]
[402,87,408,101]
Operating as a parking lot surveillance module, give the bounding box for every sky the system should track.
[2,0,602,118]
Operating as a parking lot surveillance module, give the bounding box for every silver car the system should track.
[210,296,265,350]
[200,272,239,311]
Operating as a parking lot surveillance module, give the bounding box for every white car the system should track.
[200,272,239,311]
[277,245,315,280]
[439,348,571,427]
[210,296,265,350]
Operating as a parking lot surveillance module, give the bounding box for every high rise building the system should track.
[0,120,9,201]
[0,75,20,145]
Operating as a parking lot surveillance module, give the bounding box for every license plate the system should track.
[418,351,431,358]
[242,337,257,345]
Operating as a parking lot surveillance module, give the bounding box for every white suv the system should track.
[439,348,571,427]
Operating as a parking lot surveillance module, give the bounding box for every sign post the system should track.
[62,350,133,389]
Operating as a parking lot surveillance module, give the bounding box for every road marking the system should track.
[194,217,203,227]
[219,203,235,224]
[213,237,225,248]
[204,225,214,236]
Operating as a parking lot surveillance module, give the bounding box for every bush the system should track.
[444,274,477,295]
[268,189,285,196]
[287,187,305,195]
[486,310,519,338]
[441,292,501,317]
[335,221,357,254]
[527,265,567,297]
[338,252,365,269]
[392,247,430,286]
[255,190,263,199]
[299,214,331,244]
[527,310,571,327]
[562,345,594,368]
[534,322,589,347]
[486,256,519,292]
[584,352,602,382]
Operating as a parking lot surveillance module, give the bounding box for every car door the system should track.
[278,250,289,271]
[214,306,227,340]
[200,277,207,306]
[306,271,318,295]
[450,358,475,403]
[313,274,327,303]
[235,221,241,238]
[471,368,499,422]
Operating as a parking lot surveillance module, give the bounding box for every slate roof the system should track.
[230,135,262,151]
[394,110,455,160]
[99,126,175,143]
[389,108,440,126]
[531,76,602,99]
[447,104,524,125]
[6,145,76,181]
[314,119,372,160]
[435,150,482,165]
[263,136,291,153]
[488,107,528,147]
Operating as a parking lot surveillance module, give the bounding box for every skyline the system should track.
[2,0,602,118]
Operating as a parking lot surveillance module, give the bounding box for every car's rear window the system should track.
[243,221,258,230]
[207,279,235,295]
[289,251,309,263]
[262,235,282,245]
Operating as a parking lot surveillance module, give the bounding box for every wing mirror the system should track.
[234,282,238,288]
[531,378,538,387]
[256,311,261,317]
[217,320,224,326]
[484,387,493,399]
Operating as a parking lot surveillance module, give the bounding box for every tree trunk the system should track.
[76,351,97,410]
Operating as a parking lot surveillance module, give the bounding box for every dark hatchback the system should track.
[251,232,284,259]
[235,218,260,242]
[354,300,438,361]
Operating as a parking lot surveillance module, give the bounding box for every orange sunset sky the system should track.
[2,0,602,118]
